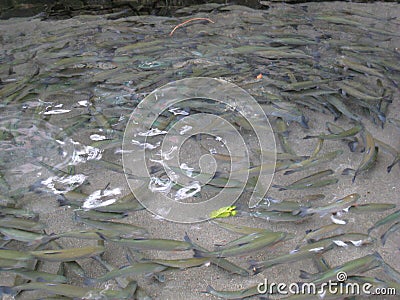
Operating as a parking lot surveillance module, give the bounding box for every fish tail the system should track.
[184,232,206,256]
[83,277,96,286]
[380,233,388,246]
[348,141,358,152]
[41,233,57,245]
[57,195,69,206]
[372,251,383,263]
[0,286,15,296]
[352,173,357,183]
[253,267,264,275]
[299,207,310,217]
[301,116,309,129]
[272,184,286,191]
[248,260,265,274]
[292,209,300,216]
[29,233,56,247]
[204,285,216,295]
[367,226,374,235]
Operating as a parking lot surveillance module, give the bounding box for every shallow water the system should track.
[0,2,400,299]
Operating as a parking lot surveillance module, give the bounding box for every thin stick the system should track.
[170,17,215,36]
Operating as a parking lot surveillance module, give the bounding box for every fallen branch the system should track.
[169,17,215,36]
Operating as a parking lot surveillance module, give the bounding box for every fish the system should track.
[387,152,400,173]
[0,227,51,245]
[380,221,400,246]
[46,229,122,241]
[368,209,400,234]
[99,235,192,251]
[0,216,46,232]
[284,150,343,175]
[328,233,374,247]
[299,193,360,217]
[30,246,104,262]
[207,256,250,276]
[192,231,290,258]
[336,81,383,101]
[85,262,167,285]
[276,118,296,155]
[303,224,345,242]
[75,216,148,238]
[300,252,382,285]
[74,209,128,221]
[273,177,338,191]
[256,197,311,213]
[323,95,361,122]
[0,258,32,269]
[214,232,269,251]
[250,239,335,274]
[303,124,362,140]
[283,79,330,91]
[348,203,396,213]
[0,268,67,283]
[0,206,38,219]
[0,249,33,261]
[1,281,138,299]
[250,210,309,222]
[336,57,386,77]
[140,257,210,269]
[204,284,262,299]
[262,102,309,128]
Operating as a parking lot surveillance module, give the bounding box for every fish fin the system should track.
[83,277,96,286]
[299,270,314,279]
[193,249,207,258]
[341,168,355,176]
[95,231,108,240]
[203,285,217,294]
[57,196,68,206]
[283,170,295,175]
[272,184,286,191]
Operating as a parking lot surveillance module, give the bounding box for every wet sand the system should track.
[0,1,399,299]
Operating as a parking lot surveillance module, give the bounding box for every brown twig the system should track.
[169,17,215,36]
